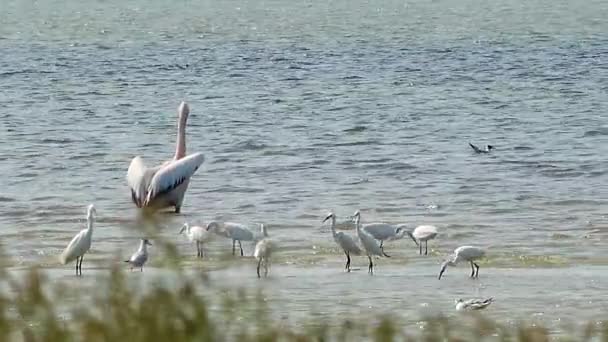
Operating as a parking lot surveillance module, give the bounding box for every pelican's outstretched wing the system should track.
[144,153,205,204]
[127,156,159,207]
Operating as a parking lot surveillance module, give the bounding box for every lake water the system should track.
[1,0,607,333]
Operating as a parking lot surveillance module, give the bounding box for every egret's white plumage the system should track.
[455,298,494,311]
[180,223,212,258]
[60,204,97,276]
[125,239,152,271]
[126,102,205,213]
[323,212,361,272]
[254,227,275,278]
[353,211,390,274]
[438,245,486,280]
[207,221,259,256]
[362,222,416,253]
[410,225,439,255]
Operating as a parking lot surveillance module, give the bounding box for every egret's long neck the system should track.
[329,217,337,237]
[86,214,94,233]
[174,114,187,160]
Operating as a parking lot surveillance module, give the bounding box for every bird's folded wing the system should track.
[60,230,86,264]
[145,153,205,203]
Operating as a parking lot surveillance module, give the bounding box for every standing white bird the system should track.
[127,102,205,213]
[254,227,275,278]
[438,246,486,280]
[455,298,494,311]
[207,221,264,256]
[125,239,152,272]
[59,204,97,276]
[362,223,415,255]
[323,212,362,272]
[179,223,212,258]
[409,225,439,255]
[469,142,493,153]
[353,211,390,274]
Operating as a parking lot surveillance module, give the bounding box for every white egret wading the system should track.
[127,102,205,213]
[180,223,212,258]
[362,223,413,255]
[208,221,267,256]
[323,212,361,272]
[353,211,390,274]
[125,239,152,272]
[455,298,494,311]
[254,225,275,278]
[59,204,97,276]
[410,225,438,255]
[438,246,486,280]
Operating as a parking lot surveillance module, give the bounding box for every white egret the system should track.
[438,246,486,280]
[410,225,438,255]
[469,142,493,153]
[127,102,205,213]
[353,210,390,274]
[362,222,416,254]
[323,212,361,272]
[59,204,97,276]
[455,298,493,311]
[179,223,212,258]
[207,221,264,256]
[254,226,275,278]
[125,239,152,272]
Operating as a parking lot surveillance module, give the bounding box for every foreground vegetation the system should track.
[0,262,604,342]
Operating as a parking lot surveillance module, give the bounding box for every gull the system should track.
[455,298,494,311]
[438,246,486,280]
[410,225,438,255]
[60,204,97,276]
[208,221,266,256]
[469,142,493,153]
[353,210,390,274]
[254,227,275,278]
[323,212,362,272]
[125,239,152,272]
[179,223,212,258]
[127,102,205,213]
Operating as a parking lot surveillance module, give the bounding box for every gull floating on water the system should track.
[127,102,205,213]
[353,211,390,274]
[455,298,494,311]
[469,142,493,153]
[60,204,97,276]
[323,212,362,272]
[179,223,213,258]
[125,239,152,272]
[438,245,486,280]
[208,221,267,256]
[410,225,438,255]
[254,225,275,278]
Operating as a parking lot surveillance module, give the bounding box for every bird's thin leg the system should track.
[140,267,143,272]
[425,241,428,255]
[470,261,475,277]
[379,241,384,250]
[474,263,480,278]
[75,257,80,275]
[238,240,244,256]
[79,255,84,276]
[257,258,262,278]
[175,205,181,214]
[196,241,201,257]
[344,251,350,272]
[368,255,373,275]
[232,240,236,256]
[419,243,422,255]
[264,259,269,277]
[201,246,205,259]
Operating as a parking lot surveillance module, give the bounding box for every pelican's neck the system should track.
[175,114,187,160]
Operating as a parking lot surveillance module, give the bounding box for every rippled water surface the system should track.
[1,0,607,332]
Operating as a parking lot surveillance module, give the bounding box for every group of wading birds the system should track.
[58,102,494,311]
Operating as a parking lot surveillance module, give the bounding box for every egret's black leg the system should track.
[75,257,80,275]
[474,262,480,278]
[79,255,84,276]
[419,243,422,255]
[238,240,244,256]
[257,259,262,278]
[345,251,351,272]
[232,240,236,255]
[425,241,428,255]
[196,241,200,257]
[368,255,374,275]
[470,261,475,277]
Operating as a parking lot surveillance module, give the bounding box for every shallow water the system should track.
[1,0,607,332]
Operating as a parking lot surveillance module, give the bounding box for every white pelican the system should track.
[410,225,438,255]
[254,237,276,278]
[125,239,152,272]
[469,142,493,153]
[438,246,486,280]
[59,204,97,276]
[179,223,212,258]
[127,102,205,213]
[353,211,390,274]
[455,298,494,311]
[207,221,265,256]
[323,212,361,272]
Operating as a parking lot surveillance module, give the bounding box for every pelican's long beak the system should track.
[438,262,448,280]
